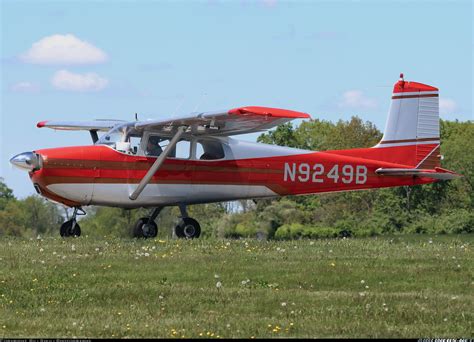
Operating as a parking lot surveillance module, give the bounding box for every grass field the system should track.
[0,234,472,338]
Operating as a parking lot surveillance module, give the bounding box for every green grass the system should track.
[0,234,472,338]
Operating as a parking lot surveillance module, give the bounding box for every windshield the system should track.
[97,124,127,146]
[96,123,143,155]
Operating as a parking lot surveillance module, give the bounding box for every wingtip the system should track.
[229,106,311,119]
[37,121,48,128]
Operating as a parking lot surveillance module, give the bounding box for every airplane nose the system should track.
[10,152,42,171]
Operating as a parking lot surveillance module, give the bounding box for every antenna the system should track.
[399,72,405,88]
[193,92,208,113]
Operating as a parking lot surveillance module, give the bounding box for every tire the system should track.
[174,224,185,238]
[133,217,158,239]
[60,220,81,237]
[176,217,201,239]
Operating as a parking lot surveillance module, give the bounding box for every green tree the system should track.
[0,178,15,210]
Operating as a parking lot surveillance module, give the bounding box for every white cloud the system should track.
[338,90,377,110]
[11,81,40,93]
[51,69,108,92]
[21,34,107,65]
[439,98,458,114]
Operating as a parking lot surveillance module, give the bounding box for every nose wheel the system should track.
[60,207,85,237]
[60,220,81,237]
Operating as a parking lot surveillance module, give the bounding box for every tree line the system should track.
[0,117,472,239]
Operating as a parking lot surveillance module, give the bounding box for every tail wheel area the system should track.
[175,217,201,239]
[133,217,158,239]
[60,219,81,237]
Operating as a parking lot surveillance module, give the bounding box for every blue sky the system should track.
[1,0,472,198]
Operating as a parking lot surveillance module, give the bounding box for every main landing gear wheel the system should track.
[60,220,81,237]
[133,217,158,239]
[175,217,201,239]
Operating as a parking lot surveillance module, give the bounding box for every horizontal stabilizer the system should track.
[375,167,461,180]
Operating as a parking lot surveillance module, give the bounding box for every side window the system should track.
[195,140,225,160]
[144,136,191,159]
[196,142,204,160]
[129,136,141,155]
[146,135,169,157]
[174,140,191,159]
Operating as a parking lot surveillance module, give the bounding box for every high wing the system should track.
[37,119,126,131]
[134,106,311,136]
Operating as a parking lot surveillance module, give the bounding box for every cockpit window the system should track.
[97,126,224,160]
[196,140,225,160]
[144,136,191,159]
[97,125,126,146]
[97,124,143,155]
[145,136,166,157]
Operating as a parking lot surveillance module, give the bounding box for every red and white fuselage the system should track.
[13,76,459,210]
[29,137,437,209]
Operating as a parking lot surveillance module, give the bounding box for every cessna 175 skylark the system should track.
[10,75,460,239]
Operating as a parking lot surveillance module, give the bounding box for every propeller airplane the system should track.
[10,75,460,238]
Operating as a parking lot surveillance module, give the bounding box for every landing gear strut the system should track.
[60,207,85,237]
[174,205,201,239]
[133,207,162,239]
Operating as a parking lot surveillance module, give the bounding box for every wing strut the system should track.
[129,126,187,200]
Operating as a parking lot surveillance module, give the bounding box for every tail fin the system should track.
[374,74,441,168]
